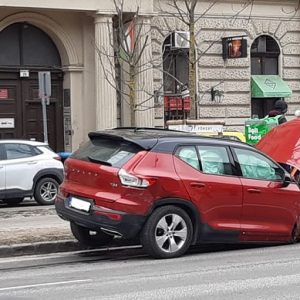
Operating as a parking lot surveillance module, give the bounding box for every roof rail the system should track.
[113,127,182,133]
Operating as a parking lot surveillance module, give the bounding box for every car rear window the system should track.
[71,138,143,168]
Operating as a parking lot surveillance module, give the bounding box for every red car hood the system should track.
[256,119,300,170]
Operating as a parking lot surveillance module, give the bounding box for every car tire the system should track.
[2,198,24,206]
[141,205,193,259]
[290,224,300,243]
[34,177,59,205]
[70,222,114,247]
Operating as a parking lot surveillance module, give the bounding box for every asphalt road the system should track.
[0,242,300,299]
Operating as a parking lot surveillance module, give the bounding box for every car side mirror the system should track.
[282,175,291,188]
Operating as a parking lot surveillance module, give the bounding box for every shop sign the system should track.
[168,124,223,133]
[20,70,30,77]
[164,96,191,111]
[0,89,8,99]
[0,118,14,128]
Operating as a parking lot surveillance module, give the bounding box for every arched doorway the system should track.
[162,32,190,122]
[250,35,281,118]
[0,22,64,151]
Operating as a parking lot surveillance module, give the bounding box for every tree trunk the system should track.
[188,14,197,120]
[129,64,136,126]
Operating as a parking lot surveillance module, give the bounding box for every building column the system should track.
[135,16,154,127]
[94,14,117,130]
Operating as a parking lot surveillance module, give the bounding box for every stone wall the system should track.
[151,2,300,130]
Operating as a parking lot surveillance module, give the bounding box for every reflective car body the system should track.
[56,128,300,258]
[256,119,300,170]
[0,140,64,205]
[256,119,300,184]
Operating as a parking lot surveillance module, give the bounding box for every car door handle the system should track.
[190,182,206,188]
[27,161,38,165]
[247,188,261,194]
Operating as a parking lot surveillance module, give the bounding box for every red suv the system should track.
[55,128,300,258]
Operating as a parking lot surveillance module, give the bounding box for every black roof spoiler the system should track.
[88,131,158,150]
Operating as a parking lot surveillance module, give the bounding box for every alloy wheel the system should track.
[40,181,58,202]
[155,213,188,254]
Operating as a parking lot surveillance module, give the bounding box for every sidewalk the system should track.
[0,204,85,257]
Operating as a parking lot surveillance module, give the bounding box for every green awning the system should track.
[251,75,292,98]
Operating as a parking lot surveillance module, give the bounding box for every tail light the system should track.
[118,169,156,188]
[54,156,61,161]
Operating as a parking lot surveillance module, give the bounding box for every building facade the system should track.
[0,0,299,151]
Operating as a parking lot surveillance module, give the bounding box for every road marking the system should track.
[0,279,92,291]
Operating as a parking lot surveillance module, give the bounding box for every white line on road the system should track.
[0,279,93,292]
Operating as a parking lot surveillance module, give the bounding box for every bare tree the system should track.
[95,0,155,126]
[157,0,260,121]
[98,0,296,127]
[158,0,218,120]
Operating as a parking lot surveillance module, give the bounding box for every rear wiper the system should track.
[87,156,112,166]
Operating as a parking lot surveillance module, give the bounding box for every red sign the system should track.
[0,89,8,99]
[164,96,191,111]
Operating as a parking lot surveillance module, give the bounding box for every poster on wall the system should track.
[222,36,247,59]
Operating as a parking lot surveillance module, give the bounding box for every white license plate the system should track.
[69,197,91,212]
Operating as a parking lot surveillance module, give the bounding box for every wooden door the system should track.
[0,71,64,152]
[22,73,64,151]
[0,74,22,139]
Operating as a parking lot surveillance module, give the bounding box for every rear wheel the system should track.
[2,198,24,206]
[141,205,193,259]
[34,177,59,205]
[70,222,114,247]
[291,224,300,243]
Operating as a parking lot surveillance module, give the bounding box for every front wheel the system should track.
[70,222,114,247]
[34,177,59,205]
[141,205,193,259]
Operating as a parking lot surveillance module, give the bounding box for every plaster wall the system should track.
[0,0,299,148]
[152,0,300,130]
[0,0,154,13]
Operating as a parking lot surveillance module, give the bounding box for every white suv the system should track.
[0,140,64,206]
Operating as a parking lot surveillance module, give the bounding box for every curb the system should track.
[0,240,86,258]
[0,238,140,258]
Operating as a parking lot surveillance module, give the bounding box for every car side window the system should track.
[197,145,232,176]
[5,143,35,160]
[176,146,200,170]
[233,148,283,181]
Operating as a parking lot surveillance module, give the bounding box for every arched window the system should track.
[0,22,61,68]
[251,35,280,75]
[162,32,189,121]
[251,35,280,118]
